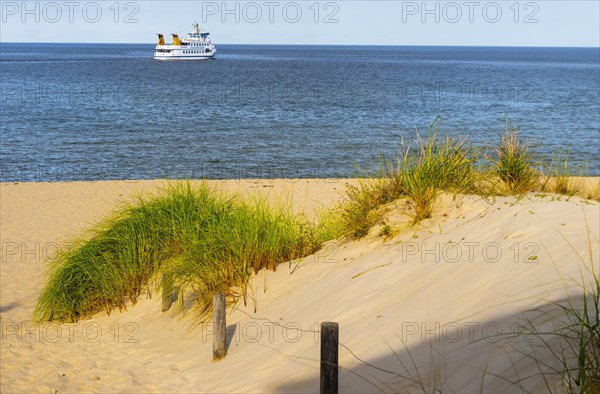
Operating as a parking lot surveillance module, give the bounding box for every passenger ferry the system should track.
[154,21,216,60]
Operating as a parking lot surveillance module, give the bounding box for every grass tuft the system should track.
[338,117,477,237]
[398,118,478,222]
[486,117,540,194]
[34,182,324,322]
[550,153,579,196]
[338,161,403,239]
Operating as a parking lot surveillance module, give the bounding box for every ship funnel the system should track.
[172,34,181,46]
[157,34,165,45]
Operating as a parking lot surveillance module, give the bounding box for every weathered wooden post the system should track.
[213,293,226,361]
[320,322,339,394]
[161,273,175,312]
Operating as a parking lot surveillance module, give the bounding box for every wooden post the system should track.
[161,273,175,312]
[320,322,339,394]
[213,293,226,361]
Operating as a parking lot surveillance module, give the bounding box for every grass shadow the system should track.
[0,302,19,313]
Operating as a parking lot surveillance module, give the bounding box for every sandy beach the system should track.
[1,179,599,393]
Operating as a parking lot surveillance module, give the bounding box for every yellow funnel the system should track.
[157,34,165,45]
[172,34,181,46]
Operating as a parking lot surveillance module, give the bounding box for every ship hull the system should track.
[154,55,215,60]
[154,41,216,60]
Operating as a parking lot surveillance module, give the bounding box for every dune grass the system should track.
[337,117,599,239]
[339,161,403,239]
[34,182,326,322]
[338,118,479,237]
[545,152,580,197]
[485,118,541,195]
[35,117,598,323]
[557,276,600,393]
[398,123,478,222]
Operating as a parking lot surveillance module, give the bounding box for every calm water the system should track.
[1,43,599,181]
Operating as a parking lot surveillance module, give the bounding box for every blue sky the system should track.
[1,1,599,46]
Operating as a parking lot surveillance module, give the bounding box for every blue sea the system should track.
[1,43,599,181]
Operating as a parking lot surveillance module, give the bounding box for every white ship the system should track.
[154,21,216,60]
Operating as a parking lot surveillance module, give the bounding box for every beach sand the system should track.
[1,179,599,393]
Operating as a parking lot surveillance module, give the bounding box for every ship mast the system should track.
[193,21,201,35]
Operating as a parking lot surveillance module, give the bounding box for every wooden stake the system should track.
[213,293,226,361]
[320,322,339,394]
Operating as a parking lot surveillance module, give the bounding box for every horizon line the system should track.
[1,42,599,49]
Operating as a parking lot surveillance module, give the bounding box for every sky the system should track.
[1,1,599,46]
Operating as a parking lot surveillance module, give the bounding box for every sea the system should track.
[1,44,599,181]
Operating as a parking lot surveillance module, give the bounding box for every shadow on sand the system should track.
[0,302,20,313]
[275,295,592,393]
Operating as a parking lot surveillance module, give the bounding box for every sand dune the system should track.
[1,179,598,393]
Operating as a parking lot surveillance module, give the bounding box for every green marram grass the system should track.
[338,117,478,237]
[485,118,541,194]
[546,152,579,196]
[339,161,403,239]
[337,117,600,239]
[34,182,327,322]
[35,117,598,324]
[397,119,478,222]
